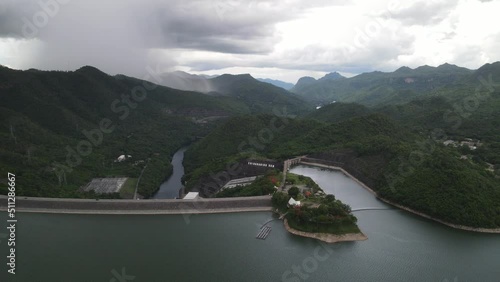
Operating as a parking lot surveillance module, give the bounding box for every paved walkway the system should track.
[0,195,272,215]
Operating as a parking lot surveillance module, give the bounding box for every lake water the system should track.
[1,165,499,281]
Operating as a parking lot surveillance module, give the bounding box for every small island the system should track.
[272,173,367,243]
[210,168,368,243]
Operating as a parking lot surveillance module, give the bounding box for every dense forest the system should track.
[185,112,500,228]
[272,182,360,235]
[0,66,310,198]
[1,63,499,229]
[215,170,280,198]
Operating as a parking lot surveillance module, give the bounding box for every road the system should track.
[0,195,272,215]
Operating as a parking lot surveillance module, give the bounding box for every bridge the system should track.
[256,226,272,240]
[256,213,288,240]
[259,214,286,229]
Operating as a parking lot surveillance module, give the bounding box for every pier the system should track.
[256,225,272,240]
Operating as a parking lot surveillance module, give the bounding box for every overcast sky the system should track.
[0,0,499,83]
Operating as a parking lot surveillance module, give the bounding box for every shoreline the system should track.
[375,197,500,234]
[283,219,368,243]
[298,162,500,234]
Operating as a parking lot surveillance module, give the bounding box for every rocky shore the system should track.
[284,219,368,243]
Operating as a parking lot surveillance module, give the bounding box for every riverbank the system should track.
[298,161,500,234]
[0,195,272,215]
[283,219,368,243]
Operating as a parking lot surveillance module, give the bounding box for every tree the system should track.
[324,194,336,202]
[272,192,289,209]
[288,186,300,198]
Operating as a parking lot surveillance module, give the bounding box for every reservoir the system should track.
[1,165,499,281]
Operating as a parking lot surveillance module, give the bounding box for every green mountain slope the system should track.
[292,63,476,106]
[0,66,251,198]
[308,94,500,167]
[185,114,500,228]
[157,71,313,115]
[257,78,295,90]
[209,74,313,115]
[307,102,372,123]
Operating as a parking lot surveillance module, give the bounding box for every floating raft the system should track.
[256,226,272,240]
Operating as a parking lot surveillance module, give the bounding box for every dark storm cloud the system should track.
[0,0,44,38]
[0,0,347,54]
[149,2,286,54]
[0,0,291,74]
[142,0,350,54]
[0,0,352,76]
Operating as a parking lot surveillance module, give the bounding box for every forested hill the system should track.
[256,78,295,90]
[307,93,500,167]
[184,113,500,228]
[1,63,499,228]
[291,62,497,106]
[0,66,310,198]
[157,71,313,115]
[208,74,312,115]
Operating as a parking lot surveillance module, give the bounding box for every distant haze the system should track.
[1,0,499,83]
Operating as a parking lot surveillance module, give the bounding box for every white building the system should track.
[115,155,132,163]
[222,176,259,190]
[183,192,200,200]
[288,197,301,207]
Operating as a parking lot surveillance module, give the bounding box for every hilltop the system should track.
[157,71,312,115]
[291,63,480,106]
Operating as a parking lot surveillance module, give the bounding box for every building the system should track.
[81,178,128,194]
[115,155,132,163]
[222,176,259,190]
[288,197,301,207]
[183,192,200,200]
[443,140,457,147]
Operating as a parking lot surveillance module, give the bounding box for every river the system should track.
[1,164,499,281]
[153,148,187,199]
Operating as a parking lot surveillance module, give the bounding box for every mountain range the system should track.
[0,62,499,229]
[291,63,482,106]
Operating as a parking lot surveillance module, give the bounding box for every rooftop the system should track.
[183,192,200,200]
